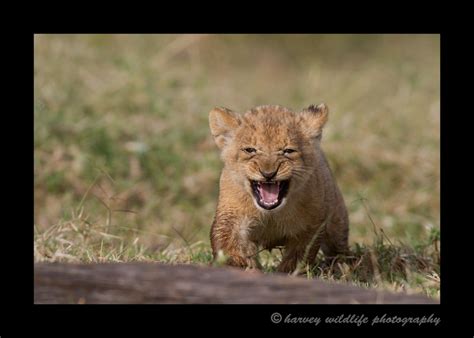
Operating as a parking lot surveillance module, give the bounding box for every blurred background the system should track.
[34,34,440,262]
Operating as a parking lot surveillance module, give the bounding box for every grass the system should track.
[34,34,440,299]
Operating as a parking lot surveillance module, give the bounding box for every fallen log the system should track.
[34,262,438,304]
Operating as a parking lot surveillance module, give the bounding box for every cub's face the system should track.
[209,104,328,212]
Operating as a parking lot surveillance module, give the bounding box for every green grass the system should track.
[34,34,440,299]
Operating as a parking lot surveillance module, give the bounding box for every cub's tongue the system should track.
[259,182,280,203]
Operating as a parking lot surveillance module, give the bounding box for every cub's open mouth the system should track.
[250,180,290,210]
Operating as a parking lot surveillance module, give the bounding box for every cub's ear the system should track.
[301,103,329,139]
[209,107,241,149]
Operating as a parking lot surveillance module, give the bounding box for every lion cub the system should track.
[209,104,349,273]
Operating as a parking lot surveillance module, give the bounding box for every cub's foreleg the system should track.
[210,213,261,269]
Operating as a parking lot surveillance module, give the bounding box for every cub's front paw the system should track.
[276,257,299,274]
[227,255,261,270]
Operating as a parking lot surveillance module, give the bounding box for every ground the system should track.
[34,34,440,298]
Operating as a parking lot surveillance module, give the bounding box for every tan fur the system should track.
[209,104,349,273]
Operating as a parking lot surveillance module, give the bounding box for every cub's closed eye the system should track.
[283,149,296,154]
[243,147,257,154]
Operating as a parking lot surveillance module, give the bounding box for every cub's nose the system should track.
[260,169,278,180]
